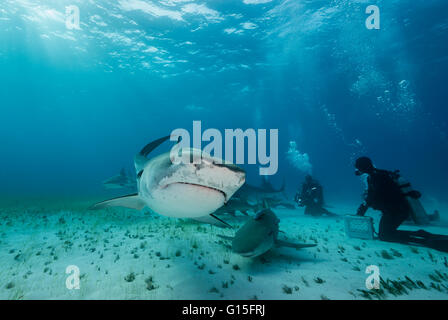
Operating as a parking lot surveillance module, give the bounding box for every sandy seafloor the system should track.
[1,198,447,300]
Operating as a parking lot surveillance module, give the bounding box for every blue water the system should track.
[1,0,447,203]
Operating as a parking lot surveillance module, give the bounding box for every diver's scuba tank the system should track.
[393,170,430,226]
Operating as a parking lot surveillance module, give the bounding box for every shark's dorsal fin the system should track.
[139,135,171,157]
[134,135,171,174]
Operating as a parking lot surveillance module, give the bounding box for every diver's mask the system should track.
[354,169,362,176]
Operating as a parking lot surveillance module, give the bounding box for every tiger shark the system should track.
[219,206,316,257]
[91,136,246,228]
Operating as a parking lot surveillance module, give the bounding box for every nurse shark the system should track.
[219,206,316,257]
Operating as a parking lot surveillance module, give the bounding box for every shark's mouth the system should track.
[164,182,227,201]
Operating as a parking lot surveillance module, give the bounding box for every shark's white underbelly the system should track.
[143,183,225,218]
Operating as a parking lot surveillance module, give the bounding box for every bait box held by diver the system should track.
[344,215,374,240]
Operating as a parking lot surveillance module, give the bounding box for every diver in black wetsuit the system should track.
[354,156,448,252]
[295,175,335,216]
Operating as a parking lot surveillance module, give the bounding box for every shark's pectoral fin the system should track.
[191,214,232,228]
[275,239,317,249]
[89,194,145,211]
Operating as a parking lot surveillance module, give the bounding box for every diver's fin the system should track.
[89,194,145,210]
[191,214,232,228]
[217,234,234,241]
[275,239,317,249]
[425,238,448,253]
[134,135,171,174]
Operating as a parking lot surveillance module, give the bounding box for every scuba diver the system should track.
[354,156,448,252]
[295,175,336,216]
